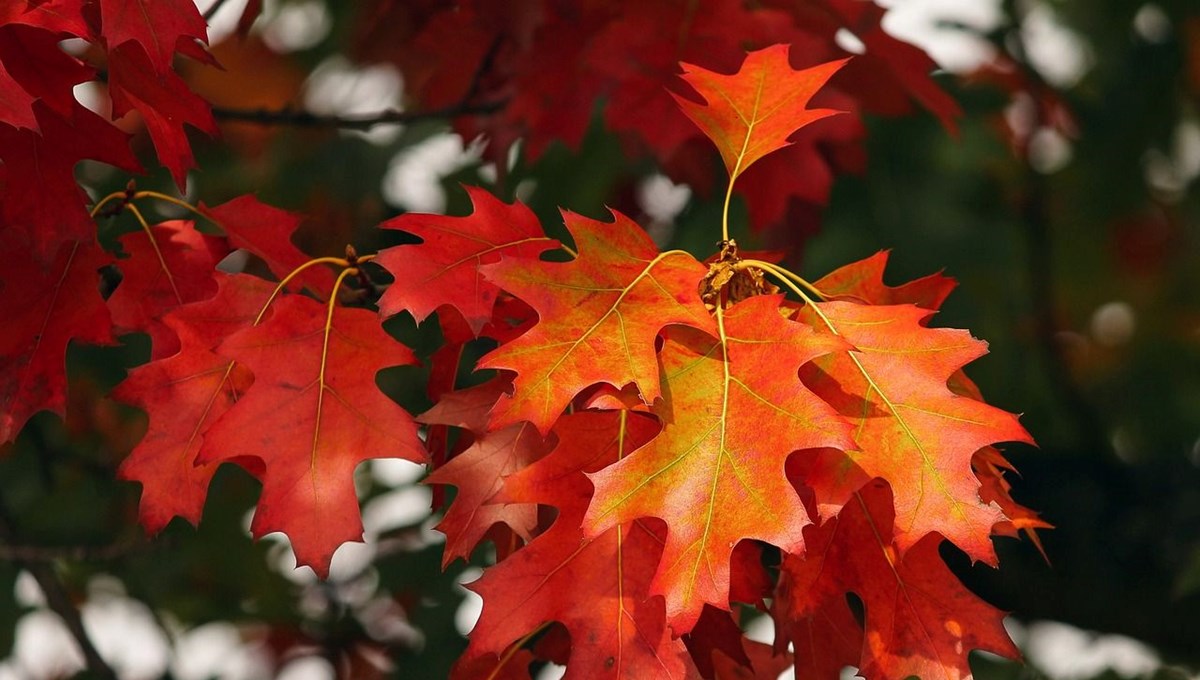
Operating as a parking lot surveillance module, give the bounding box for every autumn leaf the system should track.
[799,300,1032,564]
[0,102,139,262]
[480,208,715,434]
[112,273,273,533]
[463,411,694,679]
[0,24,94,129]
[420,378,553,567]
[813,250,956,310]
[0,239,115,444]
[199,292,424,575]
[198,194,333,295]
[775,480,1018,680]
[376,186,558,334]
[107,42,218,189]
[108,220,230,359]
[98,0,208,75]
[585,295,854,633]
[672,44,846,183]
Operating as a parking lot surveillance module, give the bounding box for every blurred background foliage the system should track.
[1,0,1199,678]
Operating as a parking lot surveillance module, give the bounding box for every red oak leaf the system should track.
[0,239,114,443]
[199,293,424,576]
[585,295,854,633]
[464,411,694,679]
[107,42,217,189]
[0,101,140,262]
[98,0,208,74]
[479,208,715,434]
[0,24,93,128]
[198,194,333,295]
[108,220,231,358]
[775,481,1018,680]
[0,0,89,36]
[799,301,1033,564]
[420,378,553,567]
[376,186,558,334]
[672,44,846,182]
[112,273,274,533]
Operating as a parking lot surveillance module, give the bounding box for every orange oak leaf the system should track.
[108,220,231,358]
[585,295,854,633]
[107,42,217,189]
[775,480,1018,680]
[464,411,694,679]
[420,378,553,567]
[812,250,956,310]
[98,0,208,75]
[672,44,846,182]
[376,186,559,334]
[799,301,1033,564]
[112,273,273,533]
[199,292,424,576]
[479,208,715,434]
[1,239,115,444]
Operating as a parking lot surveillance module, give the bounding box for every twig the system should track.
[212,34,507,131]
[210,99,506,131]
[202,0,233,22]
[0,539,147,562]
[0,491,116,679]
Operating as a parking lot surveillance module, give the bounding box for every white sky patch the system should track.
[1132,4,1172,44]
[277,655,336,680]
[1024,620,1161,679]
[362,486,434,537]
[877,0,1003,73]
[171,622,273,680]
[1019,3,1094,88]
[371,458,427,487]
[1090,301,1136,347]
[261,0,331,53]
[381,133,486,214]
[536,663,567,680]
[454,567,484,635]
[303,56,405,145]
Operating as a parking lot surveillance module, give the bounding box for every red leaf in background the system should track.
[376,186,558,334]
[585,296,854,633]
[464,411,694,679]
[0,0,89,35]
[0,23,94,128]
[0,239,115,444]
[98,0,208,74]
[420,378,552,567]
[673,44,846,182]
[198,194,334,295]
[107,42,218,189]
[818,0,962,132]
[200,293,424,576]
[108,220,231,358]
[775,481,1018,680]
[479,209,715,435]
[0,101,140,262]
[112,273,274,533]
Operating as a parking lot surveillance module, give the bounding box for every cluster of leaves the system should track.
[359,0,960,236]
[0,1,1051,678]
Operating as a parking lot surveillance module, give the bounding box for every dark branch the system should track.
[210,99,506,131]
[0,539,147,563]
[202,0,233,22]
[0,492,116,679]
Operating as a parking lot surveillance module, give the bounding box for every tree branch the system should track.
[0,492,116,679]
[211,99,506,131]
